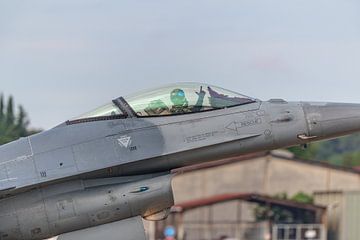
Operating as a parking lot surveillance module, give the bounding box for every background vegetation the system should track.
[254,192,314,223]
[288,134,360,168]
[0,94,39,145]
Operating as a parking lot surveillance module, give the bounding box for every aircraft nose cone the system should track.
[302,102,360,140]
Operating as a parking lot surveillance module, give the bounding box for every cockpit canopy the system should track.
[125,83,256,117]
[69,83,257,123]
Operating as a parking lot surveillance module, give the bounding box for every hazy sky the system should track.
[1,0,360,129]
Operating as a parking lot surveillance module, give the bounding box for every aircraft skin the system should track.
[0,83,360,240]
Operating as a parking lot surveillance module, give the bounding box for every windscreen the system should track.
[69,102,124,124]
[124,83,256,117]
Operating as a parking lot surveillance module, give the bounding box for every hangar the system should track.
[146,150,360,240]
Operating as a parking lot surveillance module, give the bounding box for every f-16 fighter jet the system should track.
[0,83,360,240]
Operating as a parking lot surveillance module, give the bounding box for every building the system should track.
[156,193,326,240]
[315,191,360,240]
[172,150,360,203]
[147,150,360,240]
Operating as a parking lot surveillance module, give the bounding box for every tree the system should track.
[0,94,4,120]
[254,192,314,223]
[288,142,321,160]
[291,192,314,204]
[6,96,14,126]
[0,95,38,145]
[254,193,294,223]
[288,133,360,167]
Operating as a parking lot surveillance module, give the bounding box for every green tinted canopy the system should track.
[124,83,256,117]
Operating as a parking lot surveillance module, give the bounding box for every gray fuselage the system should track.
[1,96,360,240]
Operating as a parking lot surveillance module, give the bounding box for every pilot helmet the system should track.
[170,89,186,105]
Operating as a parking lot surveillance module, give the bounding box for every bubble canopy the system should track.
[124,83,256,117]
[69,83,257,123]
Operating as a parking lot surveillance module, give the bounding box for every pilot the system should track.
[144,99,170,116]
[170,87,206,114]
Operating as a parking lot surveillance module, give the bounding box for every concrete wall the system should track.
[172,153,360,203]
[181,201,257,223]
[173,156,268,203]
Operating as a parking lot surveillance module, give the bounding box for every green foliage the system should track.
[254,192,314,223]
[288,142,321,160]
[291,192,314,204]
[288,133,360,168]
[254,204,294,223]
[254,193,293,223]
[331,152,359,167]
[0,94,38,145]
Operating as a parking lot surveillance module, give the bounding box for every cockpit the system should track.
[67,83,257,124]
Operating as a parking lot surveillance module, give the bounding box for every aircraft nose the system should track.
[302,102,360,140]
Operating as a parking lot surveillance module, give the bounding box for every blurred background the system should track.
[1,1,360,239]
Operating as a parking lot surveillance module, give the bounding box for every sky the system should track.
[1,0,360,129]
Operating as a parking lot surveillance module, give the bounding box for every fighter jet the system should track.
[0,83,360,240]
